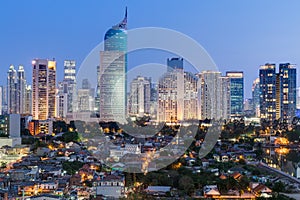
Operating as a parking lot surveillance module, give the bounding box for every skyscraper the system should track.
[24,85,32,114]
[128,76,151,117]
[259,63,297,122]
[198,71,230,120]
[297,87,300,110]
[252,78,260,117]
[158,58,184,122]
[17,65,26,114]
[77,79,95,112]
[259,64,277,121]
[7,65,17,114]
[98,8,127,123]
[57,60,77,116]
[157,58,199,123]
[226,71,244,118]
[279,63,297,122]
[32,59,57,120]
[0,86,2,115]
[183,72,199,120]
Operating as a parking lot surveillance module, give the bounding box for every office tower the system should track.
[77,79,95,112]
[279,63,297,121]
[167,58,183,71]
[259,63,297,122]
[32,59,57,120]
[95,65,101,113]
[183,72,199,120]
[7,65,17,114]
[297,87,300,110]
[220,76,231,120]
[157,58,199,123]
[226,71,244,118]
[1,86,7,114]
[128,76,151,117]
[158,65,184,122]
[99,8,127,123]
[17,65,26,114]
[244,98,254,114]
[63,60,77,113]
[259,64,277,121]
[0,114,21,147]
[56,93,68,118]
[252,78,260,117]
[24,85,32,114]
[198,71,230,120]
[0,86,2,115]
[149,83,158,120]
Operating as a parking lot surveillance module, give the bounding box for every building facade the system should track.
[32,59,57,120]
[259,63,297,122]
[98,9,127,123]
[128,76,151,117]
[226,71,244,118]
[252,78,260,117]
[198,71,230,120]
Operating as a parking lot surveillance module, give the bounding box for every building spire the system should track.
[115,7,127,29]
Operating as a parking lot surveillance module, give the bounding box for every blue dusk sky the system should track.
[0,0,300,98]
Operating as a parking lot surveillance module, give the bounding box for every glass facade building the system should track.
[226,71,244,118]
[98,8,127,123]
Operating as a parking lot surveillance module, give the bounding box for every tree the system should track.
[178,175,195,195]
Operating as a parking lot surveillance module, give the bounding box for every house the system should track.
[203,185,220,198]
[95,174,125,198]
[250,182,272,198]
[145,186,171,196]
[25,194,62,200]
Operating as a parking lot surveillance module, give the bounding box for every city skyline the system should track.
[1,1,300,98]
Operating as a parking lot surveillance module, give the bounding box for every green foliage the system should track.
[286,150,300,163]
[62,161,84,175]
[178,175,195,195]
[62,131,79,143]
[272,181,286,193]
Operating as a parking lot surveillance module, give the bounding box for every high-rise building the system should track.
[158,59,184,122]
[244,98,254,115]
[17,65,26,114]
[7,65,17,114]
[1,86,7,114]
[259,63,297,122]
[56,93,68,118]
[259,64,277,121]
[167,58,183,71]
[128,76,151,117]
[226,71,244,118]
[7,65,28,114]
[77,79,95,112]
[63,60,77,113]
[57,60,77,117]
[297,87,300,110]
[0,86,2,115]
[98,8,127,123]
[198,71,230,120]
[252,78,260,117]
[0,114,21,147]
[24,85,32,114]
[32,59,57,120]
[158,58,199,123]
[183,72,199,120]
[279,63,297,121]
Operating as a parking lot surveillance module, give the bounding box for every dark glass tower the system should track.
[279,63,297,122]
[259,64,277,121]
[226,71,244,118]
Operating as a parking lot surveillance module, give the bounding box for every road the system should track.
[258,162,300,184]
